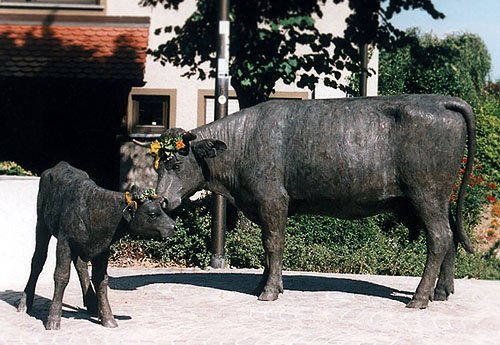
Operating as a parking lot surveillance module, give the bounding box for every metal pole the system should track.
[359,43,368,97]
[211,0,230,269]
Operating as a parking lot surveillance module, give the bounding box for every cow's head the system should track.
[134,128,227,211]
[122,186,176,238]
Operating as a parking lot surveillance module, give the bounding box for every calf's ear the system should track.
[192,139,227,158]
[122,203,137,223]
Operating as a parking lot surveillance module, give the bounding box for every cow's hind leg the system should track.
[73,257,98,315]
[91,251,117,328]
[407,204,453,309]
[256,194,288,301]
[17,220,51,313]
[46,239,72,330]
[434,211,459,301]
[434,241,457,301]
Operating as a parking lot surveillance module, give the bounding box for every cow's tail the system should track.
[445,99,476,254]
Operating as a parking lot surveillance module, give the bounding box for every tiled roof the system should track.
[0,14,149,83]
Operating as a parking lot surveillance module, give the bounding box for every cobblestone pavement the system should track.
[1,267,500,345]
[1,177,500,344]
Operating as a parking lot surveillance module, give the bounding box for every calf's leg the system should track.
[17,220,51,313]
[91,252,117,328]
[73,257,98,315]
[256,195,288,301]
[46,239,72,330]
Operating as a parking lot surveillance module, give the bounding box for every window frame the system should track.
[197,89,310,126]
[127,88,177,137]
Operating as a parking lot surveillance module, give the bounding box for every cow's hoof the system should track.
[101,318,118,328]
[406,298,429,309]
[433,289,450,301]
[258,288,280,301]
[434,281,454,301]
[45,320,61,330]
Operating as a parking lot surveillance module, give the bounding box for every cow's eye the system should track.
[172,162,181,170]
[148,212,158,219]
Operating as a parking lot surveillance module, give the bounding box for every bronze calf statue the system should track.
[17,161,175,330]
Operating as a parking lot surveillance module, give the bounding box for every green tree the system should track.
[378,30,492,105]
[141,0,443,108]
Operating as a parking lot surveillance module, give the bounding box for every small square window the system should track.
[128,89,176,135]
[134,95,169,127]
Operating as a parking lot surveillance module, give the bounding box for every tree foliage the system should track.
[378,30,491,105]
[140,0,443,107]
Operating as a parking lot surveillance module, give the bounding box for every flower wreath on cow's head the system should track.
[134,128,228,171]
[147,129,196,170]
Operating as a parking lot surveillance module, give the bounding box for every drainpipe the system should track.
[359,43,369,97]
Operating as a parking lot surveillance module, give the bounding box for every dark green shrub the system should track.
[111,197,213,268]
[378,30,491,106]
[0,161,34,176]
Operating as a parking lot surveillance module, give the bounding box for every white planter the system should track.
[0,176,57,289]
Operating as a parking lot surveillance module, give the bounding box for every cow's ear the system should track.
[191,139,227,158]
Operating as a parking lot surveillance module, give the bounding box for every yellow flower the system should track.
[175,139,185,150]
[154,157,160,170]
[149,140,161,156]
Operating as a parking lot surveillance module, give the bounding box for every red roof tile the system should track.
[0,14,149,83]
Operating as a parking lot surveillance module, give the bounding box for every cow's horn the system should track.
[132,139,151,147]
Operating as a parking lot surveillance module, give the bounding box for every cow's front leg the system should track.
[91,252,117,328]
[46,240,72,330]
[256,194,288,301]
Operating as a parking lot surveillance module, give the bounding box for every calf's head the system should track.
[134,128,226,211]
[122,187,176,238]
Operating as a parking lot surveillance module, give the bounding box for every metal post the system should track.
[211,0,230,269]
[359,43,368,97]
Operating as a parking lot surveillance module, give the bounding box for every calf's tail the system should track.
[445,99,476,254]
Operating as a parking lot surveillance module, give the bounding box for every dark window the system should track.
[133,95,169,127]
[129,94,173,135]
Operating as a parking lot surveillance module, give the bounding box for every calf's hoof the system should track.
[406,297,429,309]
[101,318,118,328]
[45,319,61,330]
[17,294,27,313]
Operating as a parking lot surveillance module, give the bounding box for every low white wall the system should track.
[0,176,57,290]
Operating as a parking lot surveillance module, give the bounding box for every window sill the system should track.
[0,3,104,11]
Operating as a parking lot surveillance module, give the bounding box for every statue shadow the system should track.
[0,290,131,327]
[109,272,414,304]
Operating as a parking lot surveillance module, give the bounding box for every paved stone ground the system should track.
[1,177,500,344]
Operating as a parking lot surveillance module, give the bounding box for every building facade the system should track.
[0,0,378,189]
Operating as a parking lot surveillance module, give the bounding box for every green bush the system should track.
[111,197,213,268]
[111,191,499,279]
[0,161,34,176]
[475,96,500,183]
[378,30,491,106]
